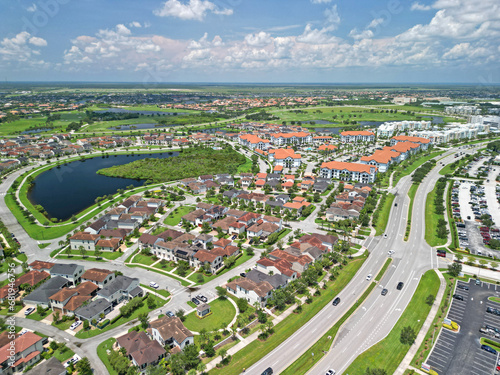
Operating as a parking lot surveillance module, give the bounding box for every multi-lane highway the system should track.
[247,147,473,375]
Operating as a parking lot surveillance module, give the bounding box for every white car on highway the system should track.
[366,274,372,281]
[388,250,395,256]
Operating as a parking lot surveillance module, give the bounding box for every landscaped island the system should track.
[96,146,248,183]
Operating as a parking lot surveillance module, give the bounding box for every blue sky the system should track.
[0,0,499,83]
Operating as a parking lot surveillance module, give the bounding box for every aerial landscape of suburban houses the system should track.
[1,0,500,375]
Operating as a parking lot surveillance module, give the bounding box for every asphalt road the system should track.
[246,146,474,375]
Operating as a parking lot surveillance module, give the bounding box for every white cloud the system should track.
[153,0,233,21]
[367,18,384,29]
[245,32,273,47]
[410,2,431,11]
[311,0,332,3]
[324,5,340,28]
[0,32,48,69]
[29,37,48,47]
[349,28,374,40]
[26,4,37,12]
[129,21,142,28]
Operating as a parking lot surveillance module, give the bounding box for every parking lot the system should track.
[426,280,500,375]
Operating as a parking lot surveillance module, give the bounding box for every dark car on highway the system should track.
[332,297,340,306]
[397,282,404,290]
[261,367,273,375]
[381,288,388,296]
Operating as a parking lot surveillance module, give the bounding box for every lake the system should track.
[95,108,188,116]
[27,152,178,220]
[111,123,164,130]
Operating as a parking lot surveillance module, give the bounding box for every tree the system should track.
[138,312,149,328]
[36,304,45,316]
[175,309,185,322]
[65,246,72,257]
[223,255,237,269]
[400,326,416,345]
[79,245,87,259]
[236,297,248,313]
[216,286,227,299]
[147,294,157,309]
[219,347,228,361]
[83,319,89,330]
[75,357,93,375]
[94,245,102,259]
[426,294,435,306]
[448,262,462,277]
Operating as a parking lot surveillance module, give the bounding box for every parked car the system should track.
[191,298,200,305]
[481,344,497,354]
[70,321,82,330]
[457,284,469,290]
[196,295,208,303]
[453,294,464,301]
[397,282,404,290]
[24,307,35,316]
[381,288,388,296]
[476,279,481,285]
[166,311,175,318]
[149,282,159,289]
[332,297,340,306]
[240,272,246,277]
[231,235,237,240]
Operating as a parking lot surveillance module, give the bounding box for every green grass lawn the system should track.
[405,183,419,240]
[37,243,50,249]
[53,346,75,363]
[153,261,175,272]
[489,297,500,303]
[16,253,28,262]
[344,270,440,375]
[0,305,23,315]
[375,258,392,282]
[140,284,171,299]
[209,256,367,375]
[59,249,122,260]
[374,194,395,236]
[183,298,236,332]
[132,254,157,266]
[26,310,50,321]
[56,255,106,262]
[96,338,118,375]
[425,184,447,247]
[52,319,74,331]
[164,206,195,226]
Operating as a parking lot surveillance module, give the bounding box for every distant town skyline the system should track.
[0,0,499,83]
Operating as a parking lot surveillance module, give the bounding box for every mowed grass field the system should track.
[267,106,438,125]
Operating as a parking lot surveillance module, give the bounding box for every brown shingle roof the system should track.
[81,268,114,282]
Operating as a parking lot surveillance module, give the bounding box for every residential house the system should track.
[49,264,84,286]
[97,275,142,306]
[23,277,70,309]
[116,331,166,372]
[69,232,99,251]
[148,316,194,350]
[81,268,115,288]
[74,298,114,321]
[0,332,44,374]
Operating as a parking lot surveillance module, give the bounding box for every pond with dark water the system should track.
[27,152,178,220]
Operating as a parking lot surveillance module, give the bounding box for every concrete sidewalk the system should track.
[394,270,446,375]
